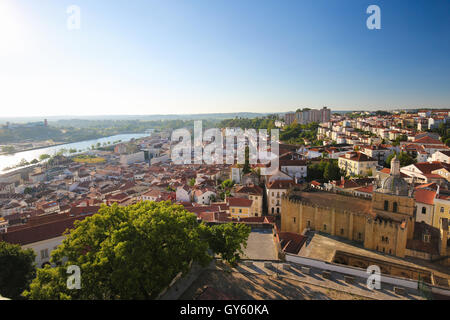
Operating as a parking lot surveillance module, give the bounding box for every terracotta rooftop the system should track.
[339,151,376,162]
[414,189,436,205]
[266,180,295,190]
[279,232,307,254]
[226,197,253,208]
[0,214,93,246]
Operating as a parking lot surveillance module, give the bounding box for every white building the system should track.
[120,152,145,165]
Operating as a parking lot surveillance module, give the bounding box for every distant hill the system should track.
[0,112,286,125]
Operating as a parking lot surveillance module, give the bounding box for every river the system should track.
[0,133,149,173]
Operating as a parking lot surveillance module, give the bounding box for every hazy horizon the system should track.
[1,0,449,117]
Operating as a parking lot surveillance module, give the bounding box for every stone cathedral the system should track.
[281,155,449,262]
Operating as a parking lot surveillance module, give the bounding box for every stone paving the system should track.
[220,260,425,300]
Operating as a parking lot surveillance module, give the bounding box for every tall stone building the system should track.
[281,156,449,261]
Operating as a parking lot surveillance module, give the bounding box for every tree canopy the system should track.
[200,223,251,267]
[24,201,250,300]
[307,160,344,182]
[0,242,36,299]
[386,152,416,168]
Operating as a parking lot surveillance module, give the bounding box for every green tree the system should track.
[242,146,251,174]
[24,202,249,300]
[2,146,15,154]
[24,187,33,194]
[188,178,196,187]
[30,159,39,164]
[323,161,342,181]
[39,154,50,161]
[386,152,416,168]
[0,242,36,299]
[201,223,251,267]
[445,137,450,147]
[219,179,235,199]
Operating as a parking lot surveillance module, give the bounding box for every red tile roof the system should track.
[0,214,93,245]
[266,180,295,190]
[411,162,446,174]
[413,136,443,145]
[279,232,307,254]
[226,197,253,208]
[414,189,436,205]
[339,151,376,162]
[354,184,374,194]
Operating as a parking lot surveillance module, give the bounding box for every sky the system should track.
[0,0,449,117]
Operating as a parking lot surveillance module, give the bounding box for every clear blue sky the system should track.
[1,0,449,116]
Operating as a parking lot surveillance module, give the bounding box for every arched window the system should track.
[276,207,280,214]
[393,202,398,213]
[384,200,389,211]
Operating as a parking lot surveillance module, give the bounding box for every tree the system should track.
[188,178,196,187]
[24,202,250,300]
[24,187,33,194]
[445,137,450,147]
[386,152,416,168]
[219,179,235,199]
[323,161,342,181]
[242,146,251,174]
[30,159,39,164]
[2,146,15,154]
[201,223,251,267]
[0,242,36,299]
[39,154,50,161]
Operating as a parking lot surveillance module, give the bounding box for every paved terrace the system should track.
[299,231,450,284]
[180,260,425,300]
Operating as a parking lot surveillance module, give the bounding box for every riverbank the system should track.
[0,131,144,156]
[0,132,150,174]
[0,142,66,156]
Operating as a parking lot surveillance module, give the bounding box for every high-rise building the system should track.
[285,107,330,125]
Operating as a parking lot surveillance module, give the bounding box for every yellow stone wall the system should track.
[281,198,366,243]
[282,195,407,258]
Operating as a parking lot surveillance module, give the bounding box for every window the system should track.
[393,202,398,213]
[340,228,344,235]
[323,224,327,231]
[422,207,426,214]
[293,217,296,223]
[276,207,280,214]
[40,249,49,260]
[440,207,444,213]
[231,209,235,213]
[358,233,362,240]
[307,221,311,228]
[384,200,389,211]
[239,209,242,213]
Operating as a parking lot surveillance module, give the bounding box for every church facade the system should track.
[281,156,449,262]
